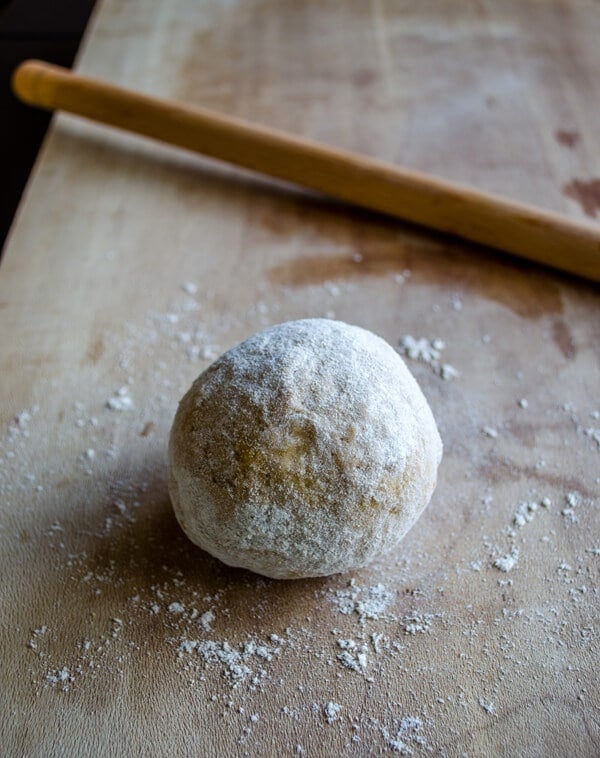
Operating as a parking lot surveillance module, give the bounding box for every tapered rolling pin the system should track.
[12,59,600,282]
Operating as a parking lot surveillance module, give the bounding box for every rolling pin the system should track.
[12,59,600,282]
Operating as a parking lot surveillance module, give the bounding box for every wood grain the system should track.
[1,1,599,756]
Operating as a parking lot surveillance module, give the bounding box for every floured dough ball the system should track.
[168,319,442,579]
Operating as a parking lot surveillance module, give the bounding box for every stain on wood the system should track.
[551,318,576,360]
[86,335,106,364]
[269,241,564,319]
[563,178,600,217]
[140,421,155,437]
[554,130,580,148]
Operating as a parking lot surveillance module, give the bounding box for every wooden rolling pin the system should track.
[12,59,600,282]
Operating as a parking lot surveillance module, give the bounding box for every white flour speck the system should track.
[493,549,519,572]
[324,701,342,723]
[329,582,393,622]
[382,716,426,754]
[46,667,72,687]
[513,501,544,528]
[106,388,134,411]
[397,336,458,380]
[199,610,215,632]
[479,698,495,714]
[402,614,433,635]
[336,639,368,674]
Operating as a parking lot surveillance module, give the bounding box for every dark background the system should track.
[1,0,96,251]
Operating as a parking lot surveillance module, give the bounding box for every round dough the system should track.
[168,319,442,579]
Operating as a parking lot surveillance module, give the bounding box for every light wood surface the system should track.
[12,59,600,283]
[1,1,599,756]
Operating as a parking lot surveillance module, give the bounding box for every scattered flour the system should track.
[181,282,198,295]
[178,637,282,685]
[439,363,459,381]
[336,639,368,674]
[398,336,443,364]
[382,716,426,754]
[513,501,545,528]
[561,491,582,524]
[493,549,519,573]
[478,698,495,714]
[9,406,38,436]
[450,295,463,312]
[328,582,393,622]
[46,667,72,688]
[402,614,434,635]
[482,426,498,438]
[199,610,215,632]
[28,625,48,650]
[324,701,342,723]
[397,336,459,380]
[106,387,134,411]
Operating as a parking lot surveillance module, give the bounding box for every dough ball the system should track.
[168,319,442,579]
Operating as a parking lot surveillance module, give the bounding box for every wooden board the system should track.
[1,1,599,755]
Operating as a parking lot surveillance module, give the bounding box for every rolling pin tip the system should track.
[12,60,53,108]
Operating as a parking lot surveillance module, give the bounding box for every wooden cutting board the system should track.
[1,1,599,755]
